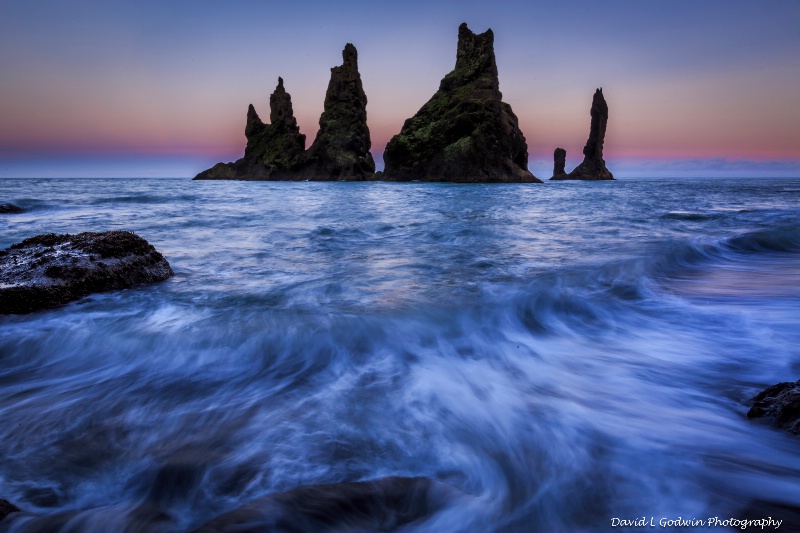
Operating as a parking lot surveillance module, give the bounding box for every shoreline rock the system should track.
[747,380,800,434]
[551,88,615,181]
[0,203,24,214]
[0,499,20,522]
[382,23,540,183]
[0,231,173,314]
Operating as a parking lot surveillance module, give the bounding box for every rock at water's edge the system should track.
[298,43,375,180]
[0,203,24,214]
[747,380,800,434]
[0,231,173,314]
[553,88,615,181]
[382,23,540,183]
[194,78,306,180]
[0,499,20,522]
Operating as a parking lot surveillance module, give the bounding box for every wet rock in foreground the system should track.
[193,476,456,532]
[0,231,173,314]
[0,499,20,522]
[747,380,800,434]
[0,203,24,214]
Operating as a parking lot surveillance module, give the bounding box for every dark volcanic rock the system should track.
[298,43,375,180]
[382,23,540,183]
[192,476,458,533]
[554,88,615,181]
[194,78,306,180]
[0,231,173,314]
[551,148,568,179]
[0,203,24,214]
[0,499,20,522]
[748,380,800,434]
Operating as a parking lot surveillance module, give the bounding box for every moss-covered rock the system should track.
[297,43,375,180]
[194,78,306,180]
[382,23,540,183]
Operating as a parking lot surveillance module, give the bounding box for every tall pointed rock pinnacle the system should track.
[552,88,615,181]
[300,43,375,180]
[382,23,540,183]
[194,78,305,180]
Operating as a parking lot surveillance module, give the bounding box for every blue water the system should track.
[1,177,799,532]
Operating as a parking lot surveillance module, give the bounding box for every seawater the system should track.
[1,177,799,532]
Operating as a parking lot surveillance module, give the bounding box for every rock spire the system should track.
[194,44,374,181]
[194,77,305,180]
[298,43,375,180]
[551,88,615,181]
[382,23,540,183]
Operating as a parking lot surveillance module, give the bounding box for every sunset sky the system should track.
[1,0,799,178]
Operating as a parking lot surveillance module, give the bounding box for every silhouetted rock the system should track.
[195,45,374,181]
[0,499,20,522]
[551,148,568,179]
[748,380,800,434]
[194,78,306,180]
[0,203,23,214]
[382,23,540,183]
[192,476,460,532]
[554,88,615,180]
[0,231,173,314]
[298,43,375,180]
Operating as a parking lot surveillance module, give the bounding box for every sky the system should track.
[1,0,799,178]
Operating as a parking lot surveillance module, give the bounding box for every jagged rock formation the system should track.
[551,148,568,179]
[298,43,375,180]
[0,231,173,314]
[748,380,800,434]
[382,23,540,183]
[194,78,306,180]
[194,44,374,181]
[552,88,615,181]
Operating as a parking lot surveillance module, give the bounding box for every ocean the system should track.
[1,177,799,532]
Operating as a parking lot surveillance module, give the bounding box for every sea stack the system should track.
[552,88,615,181]
[298,43,375,180]
[382,23,540,183]
[194,78,305,180]
[551,148,568,179]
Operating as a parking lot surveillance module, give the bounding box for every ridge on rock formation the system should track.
[298,43,375,180]
[194,78,306,180]
[0,231,173,314]
[551,148,568,179]
[382,23,540,183]
[552,88,615,181]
